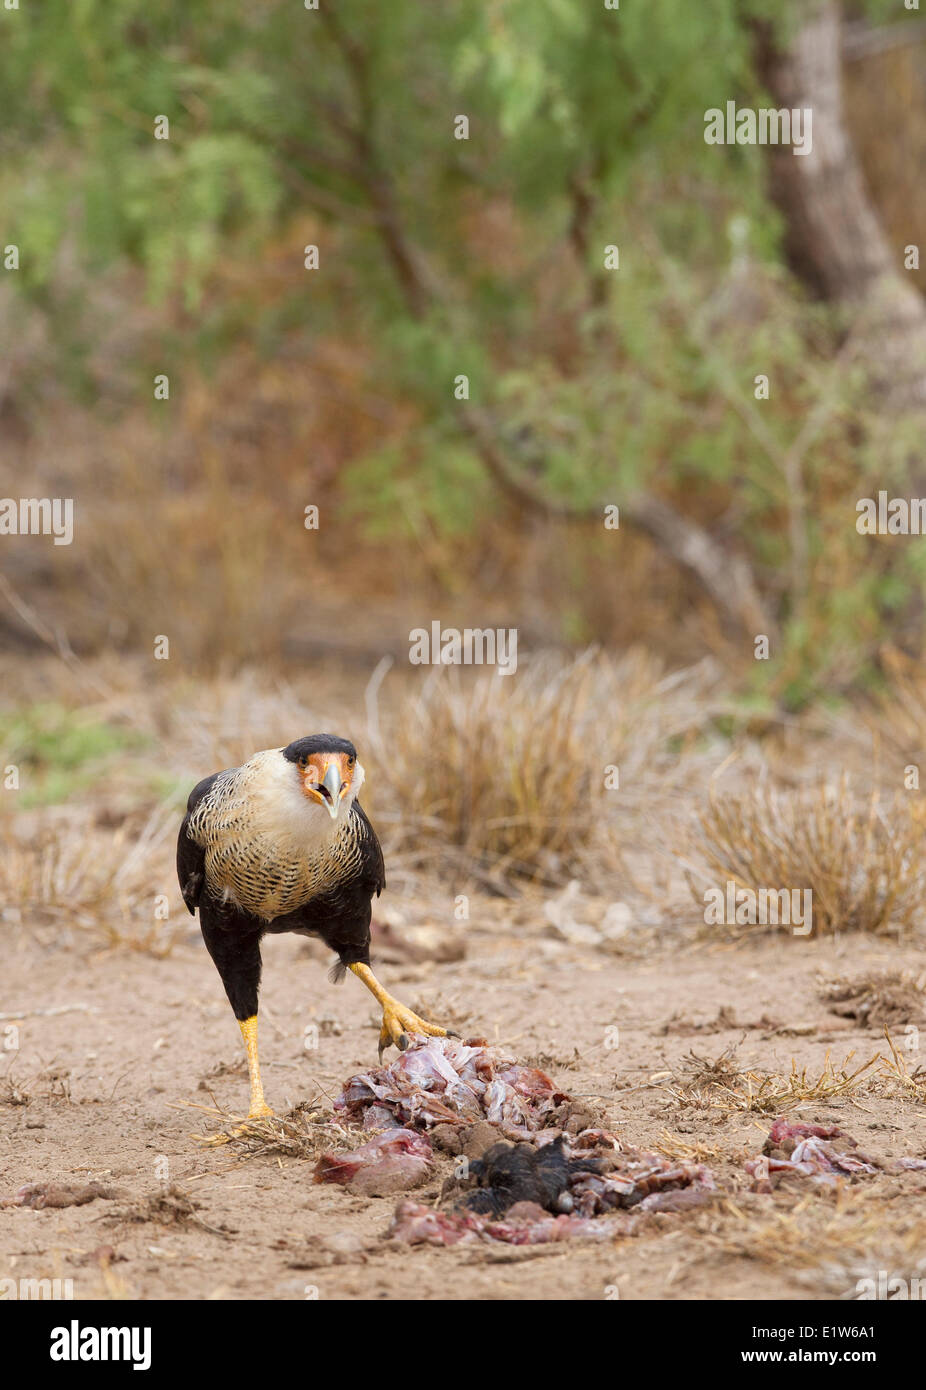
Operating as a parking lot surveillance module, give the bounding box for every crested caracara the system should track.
[176,734,455,1118]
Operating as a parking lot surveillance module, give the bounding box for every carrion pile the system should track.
[315,1037,716,1243]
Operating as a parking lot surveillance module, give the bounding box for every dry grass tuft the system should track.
[110,1185,233,1238]
[0,807,180,954]
[116,1186,201,1227]
[687,777,925,937]
[0,1070,30,1107]
[670,1043,747,1100]
[191,1100,349,1157]
[701,1195,926,1294]
[666,1045,881,1114]
[820,971,926,1030]
[878,1029,926,1104]
[378,649,721,886]
[870,649,926,766]
[654,1129,723,1163]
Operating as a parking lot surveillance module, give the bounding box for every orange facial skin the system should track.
[300,751,355,815]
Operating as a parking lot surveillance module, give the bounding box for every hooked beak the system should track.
[317,760,344,819]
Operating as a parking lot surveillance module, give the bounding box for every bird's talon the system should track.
[376,998,454,1060]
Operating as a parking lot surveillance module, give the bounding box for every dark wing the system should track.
[351,800,386,897]
[176,771,225,915]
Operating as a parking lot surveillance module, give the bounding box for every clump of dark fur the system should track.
[460,1136,585,1217]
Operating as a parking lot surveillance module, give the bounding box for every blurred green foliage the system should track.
[0,704,148,807]
[0,0,920,706]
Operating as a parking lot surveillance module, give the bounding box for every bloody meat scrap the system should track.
[389,1197,623,1247]
[314,1128,433,1196]
[3,1182,122,1210]
[746,1119,880,1192]
[334,1036,570,1138]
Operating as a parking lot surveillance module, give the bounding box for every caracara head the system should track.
[282,734,364,823]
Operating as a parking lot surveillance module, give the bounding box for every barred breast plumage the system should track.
[184,750,366,921]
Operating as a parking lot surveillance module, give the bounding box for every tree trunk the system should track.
[754,1,926,411]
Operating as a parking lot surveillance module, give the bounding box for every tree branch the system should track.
[462,405,773,636]
[319,7,431,317]
[317,12,772,637]
[843,18,926,62]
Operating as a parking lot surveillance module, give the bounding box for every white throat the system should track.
[249,751,364,848]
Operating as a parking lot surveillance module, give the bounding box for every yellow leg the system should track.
[238,1016,274,1119]
[349,962,457,1061]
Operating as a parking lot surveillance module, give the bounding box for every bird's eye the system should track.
[348,755,356,767]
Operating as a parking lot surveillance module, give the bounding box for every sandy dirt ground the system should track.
[3,902,926,1302]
